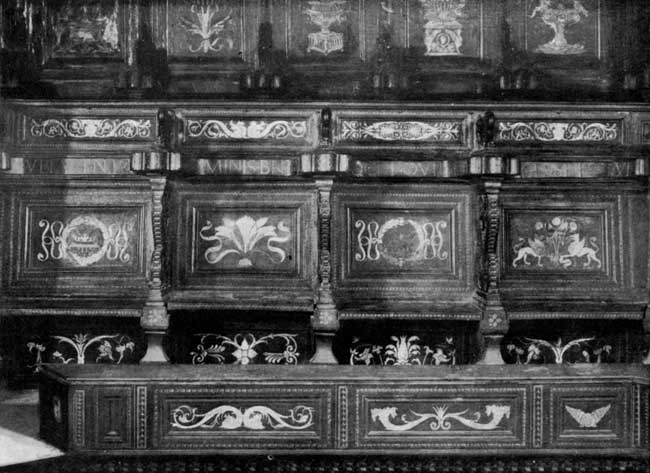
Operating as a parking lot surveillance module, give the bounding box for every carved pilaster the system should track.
[310,178,339,364]
[643,175,650,365]
[477,180,508,365]
[141,175,169,362]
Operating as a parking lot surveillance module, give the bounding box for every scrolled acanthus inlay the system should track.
[498,122,618,142]
[371,404,511,431]
[186,119,307,140]
[341,120,461,142]
[30,119,152,139]
[170,405,314,430]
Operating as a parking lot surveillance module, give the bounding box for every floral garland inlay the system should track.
[191,333,299,365]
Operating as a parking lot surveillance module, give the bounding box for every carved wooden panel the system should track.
[177,107,320,151]
[497,120,622,144]
[403,0,497,59]
[500,183,648,313]
[272,0,367,63]
[2,103,158,155]
[332,183,477,314]
[354,386,525,449]
[507,0,605,59]
[169,181,317,311]
[95,387,133,449]
[45,1,124,60]
[154,386,332,449]
[333,110,469,149]
[3,179,150,300]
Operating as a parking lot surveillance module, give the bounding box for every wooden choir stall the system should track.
[1,0,650,471]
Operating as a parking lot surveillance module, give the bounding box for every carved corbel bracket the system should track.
[300,153,350,174]
[130,109,184,174]
[477,180,508,365]
[476,111,497,148]
[0,148,10,171]
[158,108,185,151]
[311,178,339,364]
[131,151,181,173]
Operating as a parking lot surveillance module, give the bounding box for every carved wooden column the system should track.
[477,180,508,364]
[310,178,339,364]
[132,122,181,361]
[141,174,169,362]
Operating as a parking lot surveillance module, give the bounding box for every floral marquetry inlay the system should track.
[198,215,292,268]
[27,333,136,372]
[187,120,308,140]
[190,333,299,365]
[30,119,151,139]
[510,216,602,270]
[179,2,235,54]
[355,217,448,268]
[340,120,461,142]
[371,404,511,432]
[350,335,456,366]
[498,122,618,142]
[171,405,314,430]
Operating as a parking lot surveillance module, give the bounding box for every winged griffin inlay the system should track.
[565,404,611,428]
[171,405,314,430]
[511,216,601,270]
[371,405,511,431]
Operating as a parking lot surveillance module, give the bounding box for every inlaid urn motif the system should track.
[304,1,348,55]
[419,0,466,56]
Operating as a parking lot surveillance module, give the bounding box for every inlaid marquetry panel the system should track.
[175,107,320,151]
[154,386,333,449]
[169,181,317,311]
[95,387,133,449]
[331,183,477,313]
[3,179,150,299]
[549,386,627,449]
[499,183,648,311]
[507,0,605,59]
[353,386,526,449]
[333,111,469,148]
[497,120,621,144]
